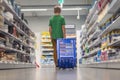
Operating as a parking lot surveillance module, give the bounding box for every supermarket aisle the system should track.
[0,68,120,80]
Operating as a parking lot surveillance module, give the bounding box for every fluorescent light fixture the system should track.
[21,9,48,12]
[21,8,83,12]
[62,8,82,11]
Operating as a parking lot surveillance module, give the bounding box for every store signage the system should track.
[58,0,64,4]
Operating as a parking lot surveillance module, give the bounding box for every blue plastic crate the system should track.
[57,38,76,69]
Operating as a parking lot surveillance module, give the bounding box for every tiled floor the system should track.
[0,67,120,80]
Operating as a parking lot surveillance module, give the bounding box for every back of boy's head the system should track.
[54,5,61,14]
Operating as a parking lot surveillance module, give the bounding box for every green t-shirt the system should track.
[49,15,65,39]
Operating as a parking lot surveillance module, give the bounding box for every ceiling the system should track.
[15,0,93,16]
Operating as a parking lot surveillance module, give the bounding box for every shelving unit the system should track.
[80,0,120,69]
[41,32,54,64]
[0,0,36,69]
[99,16,120,37]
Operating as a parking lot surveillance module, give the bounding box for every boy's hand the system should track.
[63,34,66,38]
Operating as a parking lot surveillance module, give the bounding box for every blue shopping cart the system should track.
[57,38,76,69]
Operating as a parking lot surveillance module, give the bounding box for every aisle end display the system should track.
[41,32,54,64]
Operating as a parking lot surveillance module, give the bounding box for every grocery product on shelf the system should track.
[0,0,36,68]
[98,0,111,14]
[80,0,120,66]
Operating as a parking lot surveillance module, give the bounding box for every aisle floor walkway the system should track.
[0,67,120,80]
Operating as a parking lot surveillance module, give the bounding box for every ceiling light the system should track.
[62,8,82,11]
[21,9,48,12]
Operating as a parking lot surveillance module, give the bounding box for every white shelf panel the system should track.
[42,53,53,56]
[100,16,120,37]
[42,36,50,38]
[41,58,54,59]
[42,49,54,51]
[41,40,51,42]
[41,45,53,47]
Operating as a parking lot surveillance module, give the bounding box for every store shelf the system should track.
[98,0,110,14]
[88,38,101,49]
[41,40,51,43]
[81,39,87,47]
[42,53,53,56]
[2,0,34,40]
[88,30,101,42]
[42,57,54,59]
[0,37,6,41]
[80,59,120,69]
[0,28,22,42]
[0,46,26,54]
[100,16,120,37]
[0,28,34,49]
[82,48,100,58]
[80,36,84,43]
[87,12,98,29]
[80,0,120,69]
[0,62,35,69]
[108,0,120,14]
[99,14,112,26]
[99,0,120,26]
[42,49,54,51]
[41,45,53,47]
[87,22,98,36]
[42,36,50,38]
[0,0,35,67]
[108,40,120,47]
[85,1,98,23]
[2,0,19,21]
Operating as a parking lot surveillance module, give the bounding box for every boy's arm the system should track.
[49,26,52,39]
[62,25,66,38]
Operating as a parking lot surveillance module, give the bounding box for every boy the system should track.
[49,5,66,67]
